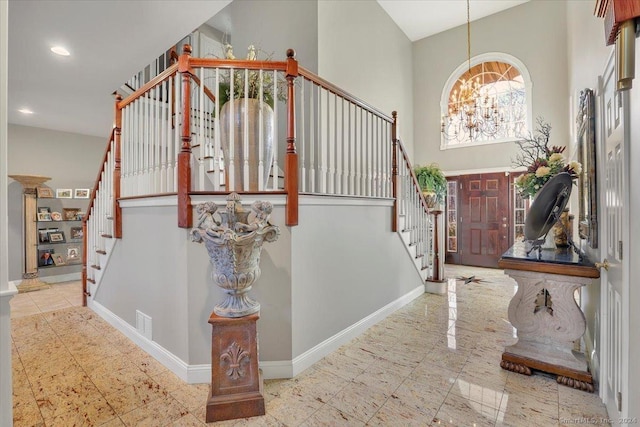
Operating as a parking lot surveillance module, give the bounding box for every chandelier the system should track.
[441,0,504,142]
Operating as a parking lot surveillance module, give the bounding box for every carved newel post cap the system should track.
[182,44,192,55]
[286,48,295,58]
[191,193,279,318]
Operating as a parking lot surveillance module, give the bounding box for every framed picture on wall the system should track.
[37,187,54,198]
[74,189,90,199]
[56,189,73,199]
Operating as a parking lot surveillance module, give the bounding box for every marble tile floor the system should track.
[10,268,610,426]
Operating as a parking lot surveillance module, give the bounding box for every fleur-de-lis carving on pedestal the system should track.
[220,341,250,380]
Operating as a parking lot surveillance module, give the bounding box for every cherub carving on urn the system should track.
[191,193,279,318]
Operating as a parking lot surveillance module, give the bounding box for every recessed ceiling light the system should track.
[18,108,34,114]
[51,46,70,56]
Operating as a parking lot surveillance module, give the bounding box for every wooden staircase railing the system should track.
[82,45,437,305]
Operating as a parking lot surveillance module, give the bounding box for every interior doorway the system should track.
[445,172,524,268]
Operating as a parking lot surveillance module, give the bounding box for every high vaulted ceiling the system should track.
[7,0,529,139]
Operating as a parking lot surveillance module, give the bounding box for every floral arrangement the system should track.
[219,44,284,108]
[512,119,582,198]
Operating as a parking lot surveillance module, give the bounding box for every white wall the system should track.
[93,195,423,379]
[291,199,423,358]
[317,0,414,158]
[7,125,105,280]
[412,0,569,173]
[206,0,319,72]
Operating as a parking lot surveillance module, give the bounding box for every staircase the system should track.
[80,45,443,378]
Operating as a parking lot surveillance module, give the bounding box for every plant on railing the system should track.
[414,163,447,209]
[219,44,285,108]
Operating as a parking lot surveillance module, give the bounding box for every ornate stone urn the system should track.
[191,193,279,318]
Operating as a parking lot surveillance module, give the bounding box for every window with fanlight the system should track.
[441,55,532,149]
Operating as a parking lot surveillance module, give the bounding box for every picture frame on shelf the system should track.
[48,231,66,243]
[67,247,80,262]
[38,249,55,267]
[56,189,73,198]
[76,212,85,220]
[38,207,51,214]
[50,211,63,221]
[39,227,58,243]
[37,212,52,221]
[38,229,50,243]
[69,227,83,240]
[37,187,54,198]
[74,189,90,199]
[63,208,80,221]
[52,253,67,266]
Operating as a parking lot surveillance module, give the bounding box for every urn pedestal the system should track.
[191,194,278,422]
[206,312,265,422]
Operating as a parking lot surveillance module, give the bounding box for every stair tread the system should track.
[86,278,96,284]
[96,250,107,255]
[91,264,101,270]
[101,234,113,239]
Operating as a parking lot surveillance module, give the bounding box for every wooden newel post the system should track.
[113,94,123,238]
[429,210,445,282]
[178,44,193,228]
[391,111,398,233]
[284,48,299,226]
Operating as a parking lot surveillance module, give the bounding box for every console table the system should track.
[498,243,599,392]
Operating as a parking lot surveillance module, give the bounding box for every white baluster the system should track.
[198,69,205,191]
[328,92,335,195]
[258,70,265,191]
[213,68,221,191]
[320,88,327,194]
[300,79,306,193]
[243,70,250,192]
[309,82,316,193]
[271,70,279,191]
[154,85,160,194]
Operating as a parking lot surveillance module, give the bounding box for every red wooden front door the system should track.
[452,173,511,268]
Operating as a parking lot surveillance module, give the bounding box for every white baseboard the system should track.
[89,284,425,382]
[290,284,425,376]
[89,300,195,383]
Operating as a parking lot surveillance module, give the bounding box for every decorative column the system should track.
[426,210,446,294]
[191,193,279,422]
[8,174,52,293]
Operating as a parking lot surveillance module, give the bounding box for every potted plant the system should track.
[414,163,447,209]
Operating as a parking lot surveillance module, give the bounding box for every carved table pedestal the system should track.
[498,244,599,392]
[206,312,264,422]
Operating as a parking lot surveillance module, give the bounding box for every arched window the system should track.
[440,53,532,149]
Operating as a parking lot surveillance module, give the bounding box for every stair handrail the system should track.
[298,66,393,123]
[83,127,116,229]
